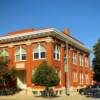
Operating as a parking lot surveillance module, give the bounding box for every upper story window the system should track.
[85,56,88,67]
[54,45,60,60]
[33,43,46,59]
[0,48,9,61]
[15,46,26,61]
[72,52,77,64]
[73,71,77,82]
[79,54,83,66]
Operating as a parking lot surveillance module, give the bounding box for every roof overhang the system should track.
[0,28,90,53]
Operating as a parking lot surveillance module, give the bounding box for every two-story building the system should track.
[0,28,92,94]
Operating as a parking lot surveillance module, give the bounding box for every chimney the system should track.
[63,28,70,35]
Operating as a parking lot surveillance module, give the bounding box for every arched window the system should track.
[54,45,60,60]
[15,46,26,61]
[33,43,46,59]
[0,48,9,61]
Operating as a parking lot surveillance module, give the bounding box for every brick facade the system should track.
[0,28,93,93]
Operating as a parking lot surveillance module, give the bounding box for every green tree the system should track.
[32,61,60,87]
[0,56,17,95]
[93,39,100,82]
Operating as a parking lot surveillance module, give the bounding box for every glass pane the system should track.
[16,55,20,61]
[41,52,45,58]
[22,54,26,60]
[16,47,20,55]
[33,46,39,52]
[5,51,9,56]
[57,53,59,59]
[40,45,46,52]
[0,50,9,57]
[34,53,39,59]
[21,48,26,54]
[54,53,56,59]
[54,46,58,52]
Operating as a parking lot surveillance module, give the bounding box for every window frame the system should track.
[54,45,60,61]
[15,46,26,61]
[79,54,83,66]
[0,48,9,61]
[33,43,46,60]
[72,52,77,65]
[73,71,77,82]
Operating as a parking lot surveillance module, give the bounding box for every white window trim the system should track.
[0,48,9,57]
[15,46,26,61]
[79,54,83,66]
[73,71,77,82]
[80,72,84,84]
[54,45,60,61]
[72,52,77,65]
[33,43,46,60]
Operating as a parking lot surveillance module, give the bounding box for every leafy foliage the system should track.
[32,61,60,87]
[0,56,16,92]
[93,39,100,82]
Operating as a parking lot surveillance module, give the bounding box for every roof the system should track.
[0,28,90,53]
[8,28,37,35]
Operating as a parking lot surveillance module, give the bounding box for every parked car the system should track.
[79,84,100,96]
[85,84,100,96]
[79,85,92,95]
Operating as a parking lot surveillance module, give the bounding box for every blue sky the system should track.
[0,0,100,62]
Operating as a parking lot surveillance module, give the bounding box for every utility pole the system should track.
[64,41,70,95]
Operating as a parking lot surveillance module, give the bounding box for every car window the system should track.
[92,85,96,88]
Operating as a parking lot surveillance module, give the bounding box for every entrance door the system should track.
[17,71,26,89]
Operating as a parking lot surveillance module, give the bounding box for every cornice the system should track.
[0,28,90,53]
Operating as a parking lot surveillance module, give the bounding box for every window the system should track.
[85,56,88,67]
[72,52,77,64]
[0,48,9,61]
[33,43,46,59]
[73,71,77,82]
[54,45,60,60]
[80,72,84,84]
[85,74,88,84]
[79,54,83,66]
[15,46,26,61]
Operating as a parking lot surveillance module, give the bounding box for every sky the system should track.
[0,0,100,63]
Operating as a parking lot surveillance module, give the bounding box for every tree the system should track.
[93,39,100,82]
[32,61,60,97]
[0,56,17,95]
[32,61,60,87]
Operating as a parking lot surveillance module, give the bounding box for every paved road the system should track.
[0,95,99,100]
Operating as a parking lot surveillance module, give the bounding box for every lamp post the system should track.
[64,42,70,96]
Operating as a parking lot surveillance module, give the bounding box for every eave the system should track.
[0,28,90,53]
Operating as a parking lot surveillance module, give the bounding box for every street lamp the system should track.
[64,42,70,96]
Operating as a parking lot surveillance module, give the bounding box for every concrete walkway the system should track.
[0,91,99,100]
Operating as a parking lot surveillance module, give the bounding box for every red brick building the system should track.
[0,28,92,94]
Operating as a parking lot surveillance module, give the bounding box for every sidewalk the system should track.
[0,93,98,100]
